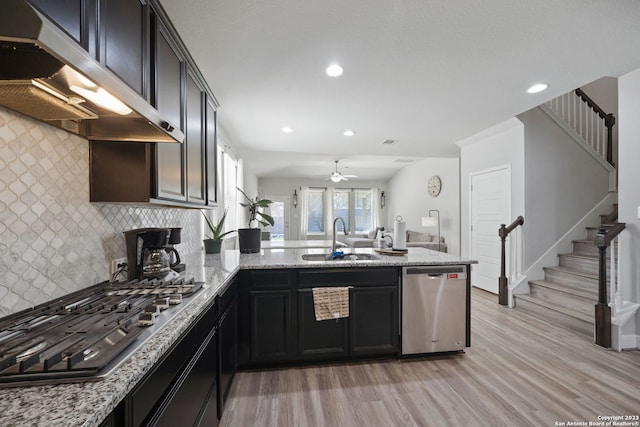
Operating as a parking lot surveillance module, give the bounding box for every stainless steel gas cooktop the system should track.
[0,277,203,388]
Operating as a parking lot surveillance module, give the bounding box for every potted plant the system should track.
[237,188,274,253]
[202,209,235,254]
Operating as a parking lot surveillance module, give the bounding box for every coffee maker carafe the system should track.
[124,228,181,280]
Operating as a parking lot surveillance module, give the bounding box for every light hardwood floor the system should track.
[220,288,640,427]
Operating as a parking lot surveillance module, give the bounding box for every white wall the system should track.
[258,177,387,240]
[519,107,611,267]
[458,118,525,260]
[386,158,460,255]
[618,68,640,338]
[239,160,259,228]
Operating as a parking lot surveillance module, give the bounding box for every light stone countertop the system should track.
[0,247,475,427]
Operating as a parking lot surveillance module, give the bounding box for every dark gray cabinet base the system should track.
[240,267,399,369]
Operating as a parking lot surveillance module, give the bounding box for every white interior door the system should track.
[266,196,290,240]
[470,167,510,294]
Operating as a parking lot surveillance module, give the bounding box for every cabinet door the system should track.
[185,69,206,205]
[250,290,293,363]
[153,18,186,201]
[101,0,148,96]
[297,289,348,360]
[218,297,237,416]
[153,329,219,427]
[205,97,218,205]
[28,0,83,44]
[350,286,398,357]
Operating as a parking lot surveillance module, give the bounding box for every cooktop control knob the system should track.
[153,297,170,311]
[168,294,182,305]
[138,312,154,327]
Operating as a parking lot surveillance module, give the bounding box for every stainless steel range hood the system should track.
[0,0,184,143]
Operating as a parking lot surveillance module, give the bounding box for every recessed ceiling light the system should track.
[281,126,293,133]
[326,64,343,77]
[527,83,549,94]
[343,130,355,136]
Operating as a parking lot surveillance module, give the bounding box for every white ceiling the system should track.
[160,0,640,181]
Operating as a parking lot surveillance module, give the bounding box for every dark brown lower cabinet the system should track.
[113,300,218,427]
[349,286,398,357]
[241,268,399,367]
[218,278,238,418]
[297,288,348,360]
[151,328,218,427]
[249,289,294,363]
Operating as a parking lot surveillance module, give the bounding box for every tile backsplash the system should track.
[0,107,204,316]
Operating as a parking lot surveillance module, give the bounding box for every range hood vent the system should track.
[0,0,184,143]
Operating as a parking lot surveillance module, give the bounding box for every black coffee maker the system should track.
[124,228,184,280]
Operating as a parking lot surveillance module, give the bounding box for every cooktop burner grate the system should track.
[0,277,204,387]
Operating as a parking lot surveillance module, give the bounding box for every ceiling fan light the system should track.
[331,175,341,182]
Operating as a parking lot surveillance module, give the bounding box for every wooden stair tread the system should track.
[559,252,602,261]
[515,294,593,324]
[543,265,599,281]
[573,238,618,245]
[529,279,598,300]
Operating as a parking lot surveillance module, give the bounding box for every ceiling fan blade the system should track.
[342,174,357,178]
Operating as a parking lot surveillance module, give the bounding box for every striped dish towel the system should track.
[312,287,351,321]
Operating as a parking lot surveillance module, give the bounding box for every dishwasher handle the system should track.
[404,266,465,275]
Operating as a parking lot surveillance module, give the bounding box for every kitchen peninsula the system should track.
[0,247,475,427]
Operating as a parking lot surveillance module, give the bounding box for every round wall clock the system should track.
[428,175,441,197]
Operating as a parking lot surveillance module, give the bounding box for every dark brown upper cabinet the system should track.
[89,1,218,207]
[185,67,206,205]
[26,0,98,56]
[153,17,186,202]
[99,0,149,98]
[205,96,218,206]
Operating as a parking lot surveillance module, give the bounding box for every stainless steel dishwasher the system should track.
[402,265,468,354]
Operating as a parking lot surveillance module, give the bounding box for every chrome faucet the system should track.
[332,217,349,254]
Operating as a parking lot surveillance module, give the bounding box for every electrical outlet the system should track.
[110,257,127,277]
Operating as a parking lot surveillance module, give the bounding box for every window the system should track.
[333,189,350,232]
[307,189,325,234]
[333,188,373,234]
[219,145,238,233]
[354,189,373,233]
[303,187,376,237]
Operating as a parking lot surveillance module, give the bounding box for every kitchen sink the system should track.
[301,253,379,261]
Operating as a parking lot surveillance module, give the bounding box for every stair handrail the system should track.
[593,222,625,348]
[498,216,524,306]
[545,88,616,168]
[574,88,616,166]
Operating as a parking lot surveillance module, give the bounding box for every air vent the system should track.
[381,139,397,145]
[393,159,414,163]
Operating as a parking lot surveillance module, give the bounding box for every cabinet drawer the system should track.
[128,300,216,426]
[247,270,292,289]
[297,267,398,288]
[219,278,238,314]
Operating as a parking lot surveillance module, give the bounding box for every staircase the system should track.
[514,208,617,338]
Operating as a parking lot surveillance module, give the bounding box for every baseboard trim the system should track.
[617,334,640,351]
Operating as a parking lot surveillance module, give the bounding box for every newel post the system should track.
[498,224,508,306]
[594,228,612,348]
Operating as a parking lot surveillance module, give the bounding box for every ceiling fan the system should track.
[325,160,357,182]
